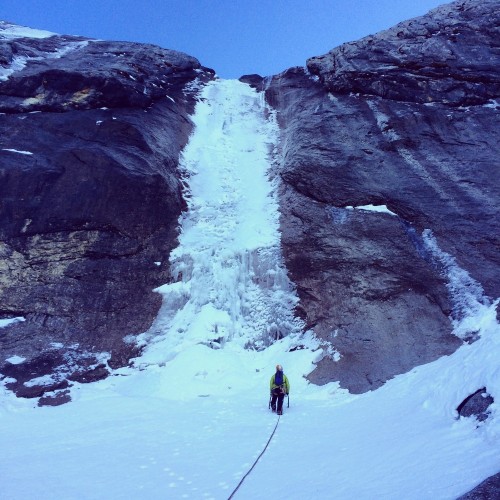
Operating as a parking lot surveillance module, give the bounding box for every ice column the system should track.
[139,80,302,364]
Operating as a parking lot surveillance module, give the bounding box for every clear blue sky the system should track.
[1,0,449,78]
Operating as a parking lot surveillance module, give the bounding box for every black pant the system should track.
[271,388,285,412]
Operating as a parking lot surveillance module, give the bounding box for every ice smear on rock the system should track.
[136,79,303,366]
[422,229,492,339]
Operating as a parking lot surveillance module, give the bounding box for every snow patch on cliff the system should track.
[0,38,88,82]
[0,317,26,328]
[1,148,33,155]
[0,22,56,40]
[346,204,397,215]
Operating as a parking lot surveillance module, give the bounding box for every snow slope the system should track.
[1,80,499,500]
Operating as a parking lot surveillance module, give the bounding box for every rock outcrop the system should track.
[457,388,494,422]
[0,23,214,400]
[457,472,500,500]
[264,0,499,392]
[307,1,500,107]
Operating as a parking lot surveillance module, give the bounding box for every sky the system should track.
[0,0,450,78]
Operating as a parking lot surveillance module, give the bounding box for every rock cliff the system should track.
[262,0,499,392]
[0,24,214,400]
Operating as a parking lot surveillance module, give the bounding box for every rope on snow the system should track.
[227,415,281,499]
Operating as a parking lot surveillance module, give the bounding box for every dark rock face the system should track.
[266,0,499,392]
[457,388,494,422]
[307,0,500,107]
[0,26,215,400]
[0,32,204,112]
[239,74,264,89]
[458,472,500,500]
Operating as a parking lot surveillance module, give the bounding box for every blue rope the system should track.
[227,415,281,499]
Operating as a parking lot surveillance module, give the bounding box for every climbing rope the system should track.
[227,415,281,499]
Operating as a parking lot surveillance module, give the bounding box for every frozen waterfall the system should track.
[137,79,302,365]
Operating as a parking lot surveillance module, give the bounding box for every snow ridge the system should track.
[137,79,302,365]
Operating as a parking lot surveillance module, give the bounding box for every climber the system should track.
[270,364,290,415]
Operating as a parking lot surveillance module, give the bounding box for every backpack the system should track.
[274,370,284,387]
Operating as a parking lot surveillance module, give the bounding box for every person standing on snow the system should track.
[270,364,290,415]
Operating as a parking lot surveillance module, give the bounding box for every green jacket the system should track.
[270,372,290,393]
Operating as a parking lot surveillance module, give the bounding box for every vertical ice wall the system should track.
[137,79,302,365]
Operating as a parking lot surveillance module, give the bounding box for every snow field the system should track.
[1,308,498,499]
[0,334,322,500]
[244,303,500,500]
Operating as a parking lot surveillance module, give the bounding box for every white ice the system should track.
[0,80,498,500]
[346,204,397,216]
[136,79,302,366]
[423,229,493,339]
[0,316,26,328]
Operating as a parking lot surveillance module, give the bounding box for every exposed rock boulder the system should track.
[37,389,72,407]
[266,0,499,392]
[239,74,264,89]
[0,26,215,401]
[458,472,500,500]
[457,388,494,422]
